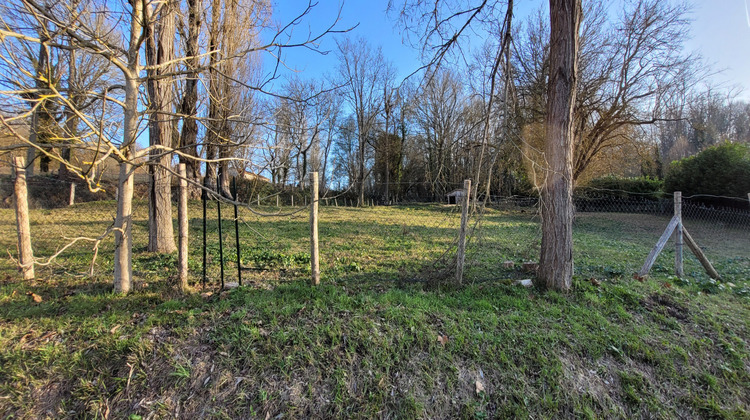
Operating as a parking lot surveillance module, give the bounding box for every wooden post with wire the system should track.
[13,157,34,280]
[637,191,720,280]
[674,192,683,277]
[177,163,188,291]
[456,179,471,284]
[69,182,76,206]
[310,172,320,286]
[232,177,242,287]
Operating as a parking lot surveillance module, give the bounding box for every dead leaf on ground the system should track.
[437,334,449,346]
[110,325,121,334]
[475,380,485,394]
[27,292,42,303]
[19,332,33,344]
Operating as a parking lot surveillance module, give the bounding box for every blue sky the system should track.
[686,0,750,97]
[266,1,420,83]
[269,0,750,98]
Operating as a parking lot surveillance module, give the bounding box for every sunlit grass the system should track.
[0,203,748,417]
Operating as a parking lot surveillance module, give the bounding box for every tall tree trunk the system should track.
[218,143,232,197]
[320,131,333,194]
[178,0,202,197]
[59,45,75,180]
[26,32,51,177]
[384,90,391,203]
[217,0,237,199]
[146,0,176,253]
[114,0,144,294]
[205,0,222,192]
[536,0,581,291]
[358,136,366,206]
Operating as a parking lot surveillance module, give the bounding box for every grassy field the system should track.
[0,203,749,418]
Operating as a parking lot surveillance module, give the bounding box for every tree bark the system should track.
[178,163,189,291]
[59,47,77,180]
[178,0,201,198]
[145,0,177,253]
[13,157,34,280]
[536,0,581,291]
[26,32,51,177]
[204,0,222,193]
[114,0,144,294]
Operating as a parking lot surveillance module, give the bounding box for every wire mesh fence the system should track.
[1,174,748,290]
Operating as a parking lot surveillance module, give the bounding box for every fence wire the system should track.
[1,176,748,289]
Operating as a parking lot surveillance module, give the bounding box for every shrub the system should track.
[576,175,663,199]
[664,142,750,198]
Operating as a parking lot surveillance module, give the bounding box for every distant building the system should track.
[446,189,466,204]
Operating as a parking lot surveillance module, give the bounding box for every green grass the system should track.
[0,203,748,418]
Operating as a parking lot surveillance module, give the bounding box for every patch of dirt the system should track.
[643,293,690,320]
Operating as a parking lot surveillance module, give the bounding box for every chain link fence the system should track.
[1,174,748,289]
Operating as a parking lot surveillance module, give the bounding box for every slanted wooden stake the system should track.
[69,182,76,206]
[310,172,320,286]
[456,179,471,284]
[638,215,679,278]
[682,227,720,279]
[674,192,683,277]
[13,157,34,280]
[638,191,720,280]
[178,164,189,291]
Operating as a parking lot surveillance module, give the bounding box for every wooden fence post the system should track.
[310,172,320,286]
[69,182,76,206]
[638,190,719,280]
[456,179,471,284]
[233,177,242,287]
[13,157,34,280]
[674,192,683,277]
[178,163,188,291]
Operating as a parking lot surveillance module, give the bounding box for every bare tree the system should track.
[175,0,202,196]
[414,68,467,198]
[0,0,345,293]
[535,0,581,291]
[336,37,391,205]
[145,0,177,253]
[516,0,702,182]
[319,88,343,192]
